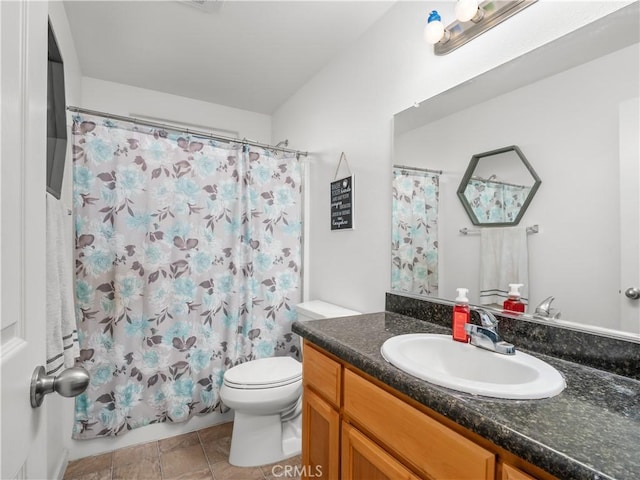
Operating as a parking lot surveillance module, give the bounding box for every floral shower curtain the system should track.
[391,168,439,296]
[71,113,302,439]
[464,179,530,223]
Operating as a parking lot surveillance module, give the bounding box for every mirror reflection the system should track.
[391,166,440,296]
[391,4,640,338]
[457,145,541,226]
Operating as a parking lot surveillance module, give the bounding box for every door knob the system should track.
[624,287,640,300]
[30,365,90,408]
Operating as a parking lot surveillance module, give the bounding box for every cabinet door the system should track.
[502,464,537,480]
[344,369,495,480]
[302,387,340,480]
[342,423,420,480]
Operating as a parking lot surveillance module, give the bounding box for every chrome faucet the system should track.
[464,309,515,355]
[534,296,561,319]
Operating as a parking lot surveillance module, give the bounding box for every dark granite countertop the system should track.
[292,312,640,480]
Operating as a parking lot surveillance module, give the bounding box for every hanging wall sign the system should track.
[330,153,354,231]
[330,176,354,230]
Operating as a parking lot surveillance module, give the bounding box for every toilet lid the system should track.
[224,356,302,389]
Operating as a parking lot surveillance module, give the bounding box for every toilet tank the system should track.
[295,300,361,321]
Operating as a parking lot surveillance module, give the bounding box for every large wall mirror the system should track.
[392,3,639,339]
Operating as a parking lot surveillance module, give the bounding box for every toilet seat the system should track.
[223,356,302,390]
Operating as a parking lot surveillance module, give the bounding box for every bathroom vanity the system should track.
[302,341,546,480]
[293,297,640,480]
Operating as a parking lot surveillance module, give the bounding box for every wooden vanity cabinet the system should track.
[343,369,495,480]
[301,341,554,480]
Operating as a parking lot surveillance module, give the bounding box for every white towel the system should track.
[479,227,529,307]
[46,193,80,375]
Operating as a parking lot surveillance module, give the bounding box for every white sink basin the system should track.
[381,334,565,399]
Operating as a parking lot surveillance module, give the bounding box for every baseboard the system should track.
[50,449,69,480]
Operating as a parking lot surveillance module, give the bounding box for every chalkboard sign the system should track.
[330,175,354,230]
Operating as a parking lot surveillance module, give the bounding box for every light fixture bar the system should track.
[435,0,538,56]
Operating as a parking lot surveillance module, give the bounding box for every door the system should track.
[302,388,340,480]
[341,423,420,480]
[1,0,49,478]
[619,97,640,334]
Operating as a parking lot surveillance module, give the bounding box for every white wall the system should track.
[81,77,271,144]
[395,44,639,330]
[272,1,632,314]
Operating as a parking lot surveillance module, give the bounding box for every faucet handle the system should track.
[476,309,498,328]
[535,296,555,315]
[464,323,479,334]
[464,322,515,355]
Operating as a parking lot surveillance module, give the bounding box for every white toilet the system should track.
[220,300,360,467]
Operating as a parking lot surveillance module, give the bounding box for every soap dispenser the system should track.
[452,288,470,343]
[503,283,525,313]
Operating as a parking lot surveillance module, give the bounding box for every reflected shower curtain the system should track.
[71,113,302,438]
[464,179,529,223]
[391,168,439,296]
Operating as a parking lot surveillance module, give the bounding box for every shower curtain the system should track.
[464,179,529,223]
[391,168,439,296]
[71,113,302,439]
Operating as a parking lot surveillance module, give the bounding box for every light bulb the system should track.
[424,10,446,44]
[455,0,481,22]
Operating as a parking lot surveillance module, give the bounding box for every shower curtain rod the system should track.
[393,164,443,175]
[67,106,308,157]
[470,175,527,189]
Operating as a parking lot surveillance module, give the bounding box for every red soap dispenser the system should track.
[503,283,525,313]
[452,288,470,343]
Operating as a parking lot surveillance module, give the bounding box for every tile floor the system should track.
[63,422,302,480]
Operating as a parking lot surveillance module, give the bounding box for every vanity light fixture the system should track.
[455,0,485,23]
[424,11,450,44]
[424,0,538,55]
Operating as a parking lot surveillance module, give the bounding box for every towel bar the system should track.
[460,224,539,235]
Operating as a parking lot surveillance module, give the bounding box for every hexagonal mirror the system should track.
[457,145,541,226]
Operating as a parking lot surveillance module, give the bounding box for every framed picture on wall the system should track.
[330,175,354,231]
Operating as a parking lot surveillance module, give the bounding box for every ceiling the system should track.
[63,0,395,114]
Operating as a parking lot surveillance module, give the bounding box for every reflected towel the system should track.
[46,193,80,375]
[480,227,529,306]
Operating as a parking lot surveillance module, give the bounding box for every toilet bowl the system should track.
[220,301,360,467]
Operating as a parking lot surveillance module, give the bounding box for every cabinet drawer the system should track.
[303,342,341,407]
[344,369,495,480]
[502,464,537,480]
